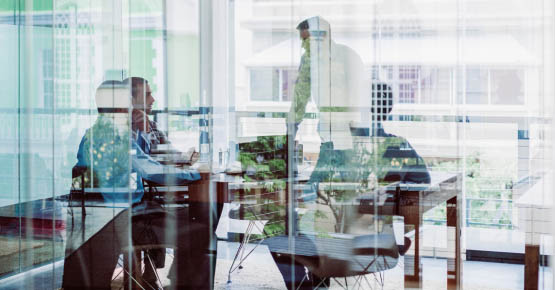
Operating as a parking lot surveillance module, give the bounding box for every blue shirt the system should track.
[75,116,200,204]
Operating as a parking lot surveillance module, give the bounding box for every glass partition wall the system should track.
[0,0,554,289]
[1,0,210,289]
[226,0,554,290]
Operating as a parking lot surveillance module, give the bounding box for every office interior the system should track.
[0,0,554,289]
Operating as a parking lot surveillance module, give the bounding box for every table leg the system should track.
[525,244,540,290]
[404,214,422,289]
[447,196,461,290]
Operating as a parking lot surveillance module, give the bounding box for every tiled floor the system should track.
[1,240,551,290]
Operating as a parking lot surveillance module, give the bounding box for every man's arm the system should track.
[289,53,312,125]
[132,109,152,132]
[131,142,201,185]
[132,108,170,146]
[149,120,171,145]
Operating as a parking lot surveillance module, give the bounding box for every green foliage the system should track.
[425,152,514,229]
[263,180,286,192]
[239,135,287,180]
[262,222,286,238]
[81,115,131,188]
[241,196,287,239]
[312,136,429,232]
[240,135,286,153]
[234,136,290,236]
[238,135,436,235]
[268,159,286,174]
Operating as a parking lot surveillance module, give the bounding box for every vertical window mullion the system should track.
[279,68,283,101]
[487,69,491,105]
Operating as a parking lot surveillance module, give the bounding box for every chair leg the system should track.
[122,253,146,290]
[294,270,309,290]
[238,222,253,267]
[228,221,267,283]
[235,220,268,265]
[121,267,148,290]
[331,277,348,290]
[123,250,145,290]
[145,252,163,288]
[234,239,266,273]
[352,275,364,290]
[227,222,252,282]
[362,274,374,290]
[119,250,168,290]
[313,276,332,290]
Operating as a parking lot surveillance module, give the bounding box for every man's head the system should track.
[297,19,310,40]
[125,77,154,114]
[296,17,330,53]
[371,82,393,122]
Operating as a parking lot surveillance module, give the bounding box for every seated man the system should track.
[62,80,215,290]
[269,77,430,289]
[129,76,197,161]
[307,81,430,233]
[357,81,430,185]
[128,76,169,153]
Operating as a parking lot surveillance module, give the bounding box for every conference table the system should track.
[66,163,225,289]
[393,172,461,289]
[316,172,462,289]
[214,171,462,289]
[67,155,462,289]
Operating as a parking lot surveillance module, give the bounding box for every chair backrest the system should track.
[292,233,399,279]
[220,203,269,236]
[70,163,145,206]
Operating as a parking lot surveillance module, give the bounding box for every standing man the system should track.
[270,15,367,289]
[287,19,313,141]
[272,17,333,290]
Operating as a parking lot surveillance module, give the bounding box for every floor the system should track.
[0,240,551,290]
[0,201,550,289]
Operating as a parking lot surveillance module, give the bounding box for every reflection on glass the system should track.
[62,79,213,289]
[254,16,431,290]
[0,0,554,289]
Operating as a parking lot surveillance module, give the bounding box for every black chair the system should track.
[266,232,400,289]
[68,165,88,222]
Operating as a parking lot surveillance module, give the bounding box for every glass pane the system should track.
[491,70,524,105]
[0,0,554,289]
[250,68,280,101]
[465,67,489,104]
[281,69,298,102]
[420,67,451,104]
[0,0,22,280]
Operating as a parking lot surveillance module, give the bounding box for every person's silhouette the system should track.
[62,80,216,290]
[363,82,431,185]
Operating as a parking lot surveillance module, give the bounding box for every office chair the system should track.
[225,202,269,284]
[114,178,193,289]
[266,231,400,290]
[67,165,88,222]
